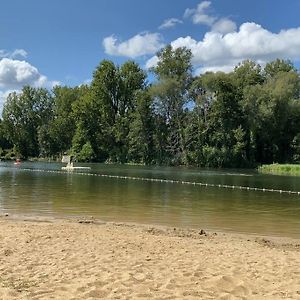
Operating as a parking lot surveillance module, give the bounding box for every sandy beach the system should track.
[0,217,299,299]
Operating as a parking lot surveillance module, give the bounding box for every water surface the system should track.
[0,162,299,238]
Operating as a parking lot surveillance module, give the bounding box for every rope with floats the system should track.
[14,167,300,196]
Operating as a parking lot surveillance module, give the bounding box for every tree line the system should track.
[0,45,299,168]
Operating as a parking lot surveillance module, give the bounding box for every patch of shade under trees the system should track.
[1,45,300,168]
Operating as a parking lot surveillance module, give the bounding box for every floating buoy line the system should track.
[11,167,300,196]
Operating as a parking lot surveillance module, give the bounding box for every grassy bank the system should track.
[258,164,300,176]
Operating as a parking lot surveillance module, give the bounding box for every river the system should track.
[0,161,299,238]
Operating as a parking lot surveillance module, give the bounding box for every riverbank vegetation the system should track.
[259,164,300,176]
[0,45,300,168]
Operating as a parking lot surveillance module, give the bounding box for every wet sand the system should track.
[0,217,299,299]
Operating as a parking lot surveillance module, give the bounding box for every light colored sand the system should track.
[0,217,299,299]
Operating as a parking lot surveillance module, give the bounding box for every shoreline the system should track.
[0,216,299,299]
[2,212,300,241]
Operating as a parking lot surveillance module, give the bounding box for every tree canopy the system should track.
[1,46,299,167]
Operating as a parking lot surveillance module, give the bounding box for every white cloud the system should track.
[196,64,237,74]
[184,1,211,18]
[211,18,237,34]
[159,18,183,30]
[0,58,58,90]
[103,33,164,58]
[10,49,28,59]
[184,1,216,26]
[145,56,159,69]
[0,58,41,89]
[0,48,28,59]
[0,58,60,113]
[183,1,236,34]
[0,49,60,112]
[146,22,300,73]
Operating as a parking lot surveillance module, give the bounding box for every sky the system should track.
[1,0,300,111]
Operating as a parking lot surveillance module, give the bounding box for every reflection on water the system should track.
[0,162,300,238]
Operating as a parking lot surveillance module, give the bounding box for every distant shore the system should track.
[0,216,299,299]
[259,164,300,176]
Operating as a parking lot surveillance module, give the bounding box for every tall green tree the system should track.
[0,119,11,151]
[151,45,193,165]
[37,85,86,157]
[243,64,300,163]
[72,60,146,162]
[112,61,146,162]
[128,91,155,164]
[2,86,53,158]
[264,59,296,78]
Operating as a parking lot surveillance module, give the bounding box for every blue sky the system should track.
[1,0,300,109]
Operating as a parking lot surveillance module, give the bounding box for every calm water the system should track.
[0,162,299,238]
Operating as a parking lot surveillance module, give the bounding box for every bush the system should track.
[77,142,95,162]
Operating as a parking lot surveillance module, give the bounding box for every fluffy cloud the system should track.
[103,33,164,58]
[0,46,60,112]
[0,57,60,112]
[146,22,300,73]
[0,58,58,89]
[211,18,237,34]
[184,1,216,26]
[159,18,183,30]
[184,1,237,34]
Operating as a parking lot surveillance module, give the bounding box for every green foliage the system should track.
[2,86,53,158]
[0,48,299,168]
[264,59,296,78]
[38,125,54,157]
[0,119,11,150]
[128,91,155,164]
[259,164,300,176]
[71,122,88,154]
[48,86,84,154]
[77,142,95,162]
[242,67,300,163]
[77,59,147,163]
[150,46,193,165]
[233,60,264,88]
[291,134,300,163]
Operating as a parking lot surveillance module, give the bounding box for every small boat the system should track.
[61,155,91,171]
